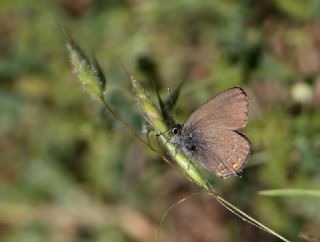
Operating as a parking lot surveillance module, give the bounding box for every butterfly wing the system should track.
[183,87,248,131]
[193,129,250,179]
[181,87,250,178]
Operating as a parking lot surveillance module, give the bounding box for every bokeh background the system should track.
[1,0,320,241]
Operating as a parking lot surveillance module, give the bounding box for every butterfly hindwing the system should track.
[192,129,250,179]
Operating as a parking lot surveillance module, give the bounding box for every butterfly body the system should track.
[170,87,251,180]
[170,123,199,157]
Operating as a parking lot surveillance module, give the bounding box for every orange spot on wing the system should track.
[232,162,241,171]
[217,169,229,179]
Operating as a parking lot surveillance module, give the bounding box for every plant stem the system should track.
[210,191,291,242]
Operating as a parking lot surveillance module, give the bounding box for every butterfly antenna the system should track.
[168,88,174,110]
[168,88,177,122]
[156,128,171,137]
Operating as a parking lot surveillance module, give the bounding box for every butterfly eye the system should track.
[172,127,178,135]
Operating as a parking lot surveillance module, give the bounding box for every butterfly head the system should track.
[170,124,183,144]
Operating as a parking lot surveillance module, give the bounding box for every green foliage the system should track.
[1,0,320,241]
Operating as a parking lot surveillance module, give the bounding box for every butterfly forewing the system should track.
[183,87,248,131]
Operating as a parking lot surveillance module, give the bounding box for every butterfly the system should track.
[170,87,251,179]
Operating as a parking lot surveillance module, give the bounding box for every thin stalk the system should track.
[206,184,291,242]
[155,183,291,242]
[156,192,200,242]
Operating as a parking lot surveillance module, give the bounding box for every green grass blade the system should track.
[259,189,320,197]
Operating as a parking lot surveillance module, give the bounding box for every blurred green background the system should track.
[1,0,320,241]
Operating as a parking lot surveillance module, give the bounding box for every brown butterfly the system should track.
[170,87,251,179]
